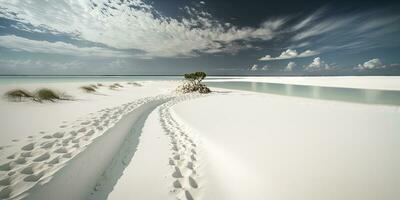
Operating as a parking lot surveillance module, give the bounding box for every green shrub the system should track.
[178,71,211,94]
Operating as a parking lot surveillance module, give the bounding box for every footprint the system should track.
[48,156,60,165]
[173,180,182,188]
[185,190,194,200]
[53,132,65,138]
[85,130,95,136]
[169,158,175,166]
[0,186,12,199]
[81,121,91,125]
[14,157,27,165]
[190,155,196,161]
[6,154,15,160]
[62,137,73,144]
[12,139,19,142]
[0,177,11,186]
[173,154,180,161]
[172,145,179,152]
[21,152,32,157]
[54,147,68,154]
[71,138,80,144]
[21,164,36,174]
[187,162,194,170]
[78,128,87,133]
[24,171,45,182]
[41,141,55,149]
[33,152,50,162]
[63,153,72,158]
[70,131,78,136]
[43,135,53,139]
[21,143,35,151]
[8,171,15,176]
[0,162,12,171]
[172,167,183,178]
[189,176,198,188]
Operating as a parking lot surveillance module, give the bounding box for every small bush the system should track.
[177,71,211,94]
[198,84,211,93]
[81,85,97,93]
[5,89,34,101]
[35,88,61,102]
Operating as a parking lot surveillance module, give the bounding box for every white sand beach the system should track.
[0,77,399,200]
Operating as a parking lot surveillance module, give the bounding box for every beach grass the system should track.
[35,88,63,102]
[5,89,35,101]
[5,88,72,102]
[81,85,97,93]
[109,83,124,90]
[127,82,143,87]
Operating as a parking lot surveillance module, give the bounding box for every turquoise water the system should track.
[207,81,400,106]
[0,76,182,85]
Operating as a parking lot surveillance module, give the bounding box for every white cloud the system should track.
[261,65,269,70]
[259,49,319,61]
[0,35,130,57]
[0,0,285,58]
[285,62,297,71]
[355,58,385,70]
[290,8,400,53]
[249,64,269,71]
[249,64,258,71]
[305,57,330,71]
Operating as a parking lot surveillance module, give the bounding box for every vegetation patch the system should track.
[177,71,211,94]
[35,88,63,102]
[5,88,72,102]
[127,82,143,87]
[5,89,35,101]
[109,83,124,90]
[80,85,97,93]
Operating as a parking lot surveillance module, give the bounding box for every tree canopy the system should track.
[184,72,206,83]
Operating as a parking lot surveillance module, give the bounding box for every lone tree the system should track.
[179,71,211,94]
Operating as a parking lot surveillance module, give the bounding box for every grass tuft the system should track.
[80,85,97,93]
[5,89,34,101]
[127,82,142,87]
[35,88,62,102]
[109,83,123,90]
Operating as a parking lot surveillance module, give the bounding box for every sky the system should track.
[0,0,399,75]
